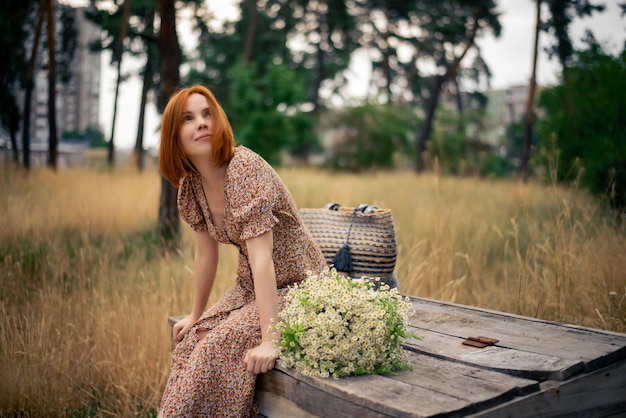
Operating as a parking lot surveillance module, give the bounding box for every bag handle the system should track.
[325,202,379,214]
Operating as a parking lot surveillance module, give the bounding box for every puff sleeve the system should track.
[227,152,280,241]
[177,175,209,232]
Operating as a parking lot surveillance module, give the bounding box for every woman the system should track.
[158,85,325,417]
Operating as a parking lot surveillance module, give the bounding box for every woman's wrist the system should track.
[263,333,281,349]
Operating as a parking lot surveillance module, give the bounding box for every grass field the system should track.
[1,164,625,416]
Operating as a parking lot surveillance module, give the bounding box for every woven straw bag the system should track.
[300,203,399,288]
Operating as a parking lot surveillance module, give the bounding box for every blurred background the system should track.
[1,0,625,416]
[95,0,625,154]
[3,0,625,200]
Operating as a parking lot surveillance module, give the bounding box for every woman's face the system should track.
[179,93,213,160]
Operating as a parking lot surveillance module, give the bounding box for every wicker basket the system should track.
[300,204,398,288]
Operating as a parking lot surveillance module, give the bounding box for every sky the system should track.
[96,0,626,151]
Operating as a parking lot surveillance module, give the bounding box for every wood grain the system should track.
[170,294,626,417]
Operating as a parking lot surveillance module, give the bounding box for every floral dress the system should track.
[160,146,326,417]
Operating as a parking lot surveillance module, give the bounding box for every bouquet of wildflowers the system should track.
[276,267,417,378]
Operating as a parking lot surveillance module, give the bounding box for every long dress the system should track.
[160,146,326,417]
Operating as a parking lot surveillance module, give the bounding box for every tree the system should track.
[57,5,78,85]
[520,0,542,182]
[43,1,78,170]
[537,34,626,209]
[356,0,418,104]
[349,1,500,171]
[44,0,58,170]
[327,103,417,170]
[87,0,202,171]
[292,0,361,113]
[0,0,35,165]
[156,0,182,243]
[542,0,604,72]
[186,0,360,162]
[107,0,132,167]
[21,4,46,169]
[413,0,501,172]
[227,60,313,165]
[12,0,76,170]
[0,96,21,166]
[134,2,157,171]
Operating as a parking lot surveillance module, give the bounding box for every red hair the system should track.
[159,85,235,187]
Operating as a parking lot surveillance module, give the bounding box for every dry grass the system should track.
[1,165,625,416]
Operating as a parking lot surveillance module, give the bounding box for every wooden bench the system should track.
[169,295,626,417]
[168,209,626,416]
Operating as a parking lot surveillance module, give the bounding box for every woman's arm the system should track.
[243,230,279,374]
[172,229,219,342]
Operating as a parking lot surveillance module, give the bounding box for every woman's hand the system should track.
[243,340,279,374]
[172,315,198,342]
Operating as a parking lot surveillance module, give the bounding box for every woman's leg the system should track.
[160,305,262,417]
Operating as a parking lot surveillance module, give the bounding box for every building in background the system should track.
[483,84,543,152]
[20,4,101,148]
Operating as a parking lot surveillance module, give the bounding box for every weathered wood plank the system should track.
[470,359,626,417]
[256,350,538,418]
[407,296,626,354]
[404,327,583,381]
[405,296,626,381]
[170,294,626,418]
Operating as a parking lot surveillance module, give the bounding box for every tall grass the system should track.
[1,165,624,416]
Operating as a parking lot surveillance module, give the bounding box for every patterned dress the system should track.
[160,146,325,417]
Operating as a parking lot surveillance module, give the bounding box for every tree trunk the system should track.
[415,22,479,173]
[303,4,327,162]
[311,4,326,113]
[108,0,133,167]
[134,54,151,172]
[452,75,464,114]
[5,96,21,165]
[157,0,182,244]
[10,130,19,165]
[21,3,46,169]
[135,5,155,172]
[520,0,542,183]
[242,0,257,64]
[415,75,445,172]
[382,18,392,103]
[45,0,58,170]
[107,61,121,166]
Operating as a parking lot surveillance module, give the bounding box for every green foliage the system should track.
[83,126,107,148]
[503,115,538,171]
[430,108,467,174]
[186,0,359,106]
[542,0,605,68]
[537,34,626,208]
[184,0,294,102]
[480,154,511,178]
[327,103,417,170]
[57,4,78,84]
[62,127,105,147]
[277,268,416,378]
[227,61,316,165]
[85,0,195,113]
[505,119,524,161]
[428,102,495,175]
[85,0,166,60]
[185,0,362,161]
[363,0,501,104]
